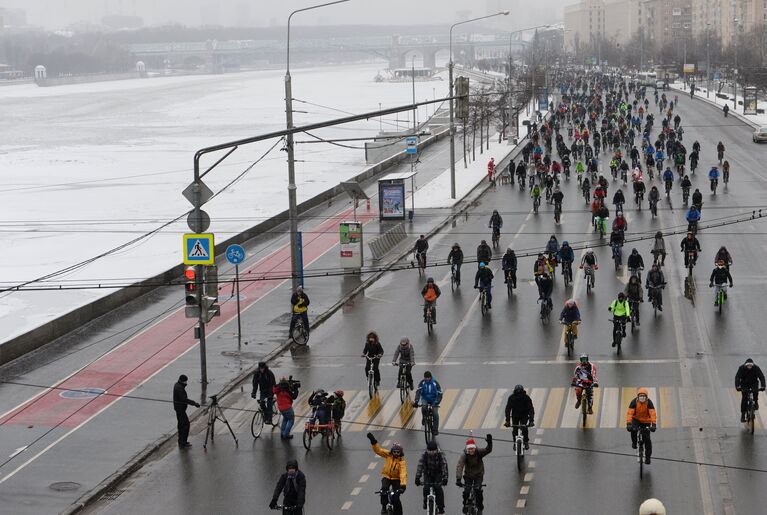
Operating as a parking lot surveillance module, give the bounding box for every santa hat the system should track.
[465,438,477,450]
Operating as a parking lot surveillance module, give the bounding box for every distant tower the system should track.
[136,60,146,77]
[34,65,47,85]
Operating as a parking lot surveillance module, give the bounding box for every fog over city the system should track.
[1,0,564,29]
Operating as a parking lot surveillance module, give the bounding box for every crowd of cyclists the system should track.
[266,70,767,515]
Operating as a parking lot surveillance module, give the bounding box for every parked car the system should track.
[753,127,767,143]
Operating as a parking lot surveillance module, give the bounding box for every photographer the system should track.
[273,376,300,440]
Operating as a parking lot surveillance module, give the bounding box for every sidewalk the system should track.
[0,106,536,514]
[670,81,766,129]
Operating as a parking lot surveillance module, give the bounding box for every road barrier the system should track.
[368,223,408,260]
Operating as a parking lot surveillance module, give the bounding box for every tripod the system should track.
[203,395,239,450]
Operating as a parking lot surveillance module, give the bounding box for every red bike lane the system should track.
[0,208,377,429]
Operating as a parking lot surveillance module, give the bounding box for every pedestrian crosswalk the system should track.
[219,387,766,435]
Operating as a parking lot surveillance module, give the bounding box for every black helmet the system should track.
[513,384,524,394]
[426,440,438,451]
[286,459,299,471]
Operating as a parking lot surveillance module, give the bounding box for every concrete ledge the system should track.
[0,126,450,366]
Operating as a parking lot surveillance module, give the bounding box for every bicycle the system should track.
[251,396,281,439]
[450,263,459,291]
[611,317,626,353]
[505,269,515,297]
[712,283,731,313]
[596,216,607,238]
[635,190,643,209]
[562,321,579,358]
[710,177,718,194]
[629,298,640,332]
[459,481,486,515]
[664,180,672,198]
[741,386,763,435]
[682,187,690,205]
[562,260,573,287]
[302,411,336,450]
[648,285,664,317]
[290,314,309,346]
[425,303,435,335]
[581,264,597,293]
[583,186,590,204]
[374,485,399,515]
[414,402,436,444]
[424,482,439,515]
[533,195,541,214]
[612,244,623,271]
[478,285,490,316]
[539,297,552,324]
[394,362,412,404]
[554,201,562,224]
[416,251,427,277]
[573,382,597,427]
[491,227,500,248]
[723,168,729,184]
[634,424,651,478]
[365,355,382,399]
[504,423,530,471]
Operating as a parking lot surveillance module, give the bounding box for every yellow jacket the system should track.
[372,443,407,484]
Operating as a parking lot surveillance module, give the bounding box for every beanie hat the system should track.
[465,438,477,450]
[639,498,666,515]
[178,374,188,383]
[426,440,438,451]
[745,358,754,364]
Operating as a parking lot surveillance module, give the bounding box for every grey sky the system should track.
[2,0,563,31]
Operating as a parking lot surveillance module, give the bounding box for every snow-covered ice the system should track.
[0,63,448,344]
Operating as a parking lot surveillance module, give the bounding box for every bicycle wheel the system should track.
[251,409,264,439]
[451,273,456,292]
[566,331,573,358]
[325,427,335,450]
[516,441,524,471]
[581,397,588,427]
[749,403,755,435]
[291,323,309,346]
[335,420,342,437]
[639,440,644,478]
[718,292,723,314]
[480,293,488,316]
[427,317,433,335]
[424,415,433,445]
[302,429,313,450]
[400,383,408,404]
[271,410,281,429]
[427,495,436,515]
[368,373,375,399]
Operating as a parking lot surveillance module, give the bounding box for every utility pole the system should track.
[706,23,711,98]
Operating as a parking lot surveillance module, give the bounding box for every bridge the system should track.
[124,34,529,72]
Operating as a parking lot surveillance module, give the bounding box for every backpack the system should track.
[423,286,438,303]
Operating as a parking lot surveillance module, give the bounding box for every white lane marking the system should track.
[528,460,536,468]
[443,389,477,430]
[560,388,581,428]
[341,501,353,510]
[350,487,361,496]
[358,474,369,483]
[482,388,508,429]
[599,387,619,429]
[529,359,678,365]
[530,449,539,456]
[295,358,679,368]
[8,447,28,459]
[523,472,534,482]
[368,462,377,470]
[520,486,530,495]
[516,499,526,508]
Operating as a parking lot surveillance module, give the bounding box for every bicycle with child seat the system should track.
[251,396,280,439]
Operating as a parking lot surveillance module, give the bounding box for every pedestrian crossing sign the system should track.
[183,233,215,265]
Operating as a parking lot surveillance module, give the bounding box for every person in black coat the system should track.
[362,331,384,387]
[270,459,306,514]
[735,359,766,422]
[252,362,277,424]
[504,385,535,449]
[173,374,200,448]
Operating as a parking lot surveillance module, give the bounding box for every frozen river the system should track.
[0,63,448,344]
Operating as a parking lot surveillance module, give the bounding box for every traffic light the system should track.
[184,266,200,318]
[201,265,220,323]
[455,76,470,120]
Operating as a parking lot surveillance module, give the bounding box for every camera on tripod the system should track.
[288,376,301,389]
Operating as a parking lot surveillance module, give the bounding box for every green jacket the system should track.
[609,299,631,317]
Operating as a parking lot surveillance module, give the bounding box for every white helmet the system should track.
[639,498,666,515]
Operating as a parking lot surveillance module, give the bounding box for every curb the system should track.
[61,114,535,515]
[671,85,761,130]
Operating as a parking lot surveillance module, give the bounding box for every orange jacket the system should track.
[626,387,657,424]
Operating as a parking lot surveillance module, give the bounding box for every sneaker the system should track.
[588,407,594,415]
[657,305,663,311]
[423,501,427,510]
[612,341,617,347]
[574,399,581,409]
[741,413,746,423]
[632,442,637,449]
[179,442,192,449]
[622,330,627,337]
[524,441,530,450]
[433,430,439,436]
[645,456,651,465]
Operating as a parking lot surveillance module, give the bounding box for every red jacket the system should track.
[273,385,294,412]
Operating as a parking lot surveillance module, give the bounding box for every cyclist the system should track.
[625,275,644,324]
[735,359,766,422]
[289,286,311,339]
[581,176,591,199]
[680,174,692,199]
[645,264,666,311]
[613,188,626,214]
[252,361,277,425]
[558,241,575,277]
[414,235,429,269]
[575,159,585,181]
[709,260,733,303]
[609,292,631,344]
[538,272,554,311]
[559,298,582,340]
[633,177,646,205]
[708,165,720,192]
[627,248,645,278]
[552,186,564,215]
[414,371,443,435]
[610,228,625,253]
[545,235,560,259]
[474,262,494,309]
[363,331,384,389]
[716,141,725,162]
[580,248,598,272]
[662,167,674,194]
[366,433,407,515]
[681,231,701,268]
[612,212,628,233]
[502,248,517,288]
[504,385,535,450]
[456,434,493,514]
[447,243,464,286]
[689,148,699,172]
[392,337,415,390]
[488,209,503,240]
[307,389,331,426]
[691,188,703,211]
[476,240,492,269]
[722,160,730,183]
[571,354,598,413]
[714,246,733,268]
[531,182,542,209]
[414,441,449,514]
[422,277,441,324]
[648,183,660,206]
[269,459,306,514]
[686,205,701,233]
[626,387,657,465]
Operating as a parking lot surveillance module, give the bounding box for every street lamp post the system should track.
[706,23,711,98]
[285,0,349,290]
[507,24,550,146]
[449,10,509,199]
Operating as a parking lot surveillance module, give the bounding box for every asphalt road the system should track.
[44,90,767,515]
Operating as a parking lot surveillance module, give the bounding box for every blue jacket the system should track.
[415,379,443,405]
[686,209,701,222]
[559,305,581,323]
[558,245,575,263]
[663,169,674,182]
[708,168,720,180]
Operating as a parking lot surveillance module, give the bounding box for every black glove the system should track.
[251,392,257,399]
[442,478,448,486]
[760,387,766,392]
[626,424,632,432]
[193,402,201,408]
[709,283,713,288]
[412,401,419,408]
[503,421,510,428]
[269,501,277,510]
[366,432,377,445]
[486,433,493,443]
[415,478,422,487]
[736,387,741,392]
[650,424,657,432]
[456,480,463,488]
[398,487,406,494]
[528,419,535,427]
